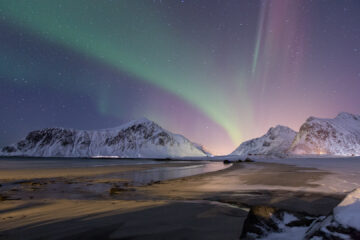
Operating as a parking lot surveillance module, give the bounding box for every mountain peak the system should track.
[131,117,153,124]
[123,117,156,126]
[269,125,294,133]
[108,118,158,132]
[336,112,359,120]
[306,112,360,123]
[231,125,297,157]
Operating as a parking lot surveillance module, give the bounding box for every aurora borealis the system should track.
[1,0,360,155]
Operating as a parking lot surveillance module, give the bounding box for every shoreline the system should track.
[0,160,347,239]
[0,155,219,162]
[0,162,203,180]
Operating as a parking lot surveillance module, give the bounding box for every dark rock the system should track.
[241,206,280,239]
[18,181,45,186]
[308,219,360,240]
[2,146,17,153]
[110,187,136,195]
[14,180,29,184]
[147,180,161,186]
[326,225,354,235]
[0,194,8,201]
[244,158,254,162]
[286,218,314,227]
[241,206,317,239]
[223,160,231,164]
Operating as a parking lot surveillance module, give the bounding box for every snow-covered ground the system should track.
[334,188,360,231]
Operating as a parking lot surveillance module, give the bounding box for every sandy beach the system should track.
[0,161,345,239]
[0,162,199,180]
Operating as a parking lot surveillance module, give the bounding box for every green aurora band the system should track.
[0,1,254,146]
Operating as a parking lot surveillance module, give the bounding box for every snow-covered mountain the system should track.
[0,118,209,158]
[230,125,297,157]
[290,112,360,156]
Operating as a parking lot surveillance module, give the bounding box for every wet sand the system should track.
[135,162,343,215]
[0,161,345,239]
[0,199,248,240]
[0,162,197,180]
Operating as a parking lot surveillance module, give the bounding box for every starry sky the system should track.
[1,0,360,155]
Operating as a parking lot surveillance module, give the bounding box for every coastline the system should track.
[0,162,201,180]
[0,160,346,239]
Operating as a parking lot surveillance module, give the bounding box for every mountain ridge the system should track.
[1,118,209,158]
[3,112,360,158]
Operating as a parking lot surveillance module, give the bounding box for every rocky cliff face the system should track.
[1,118,208,158]
[290,112,360,156]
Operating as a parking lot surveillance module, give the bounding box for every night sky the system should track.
[1,0,360,155]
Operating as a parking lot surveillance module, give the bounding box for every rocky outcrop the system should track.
[241,206,317,239]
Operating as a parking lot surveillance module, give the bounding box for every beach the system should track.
[0,160,346,239]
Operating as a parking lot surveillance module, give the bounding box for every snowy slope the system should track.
[1,118,208,158]
[334,188,360,231]
[193,143,213,157]
[290,112,360,156]
[230,125,297,157]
